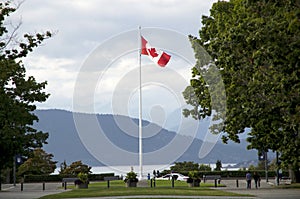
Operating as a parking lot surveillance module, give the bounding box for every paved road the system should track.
[0,180,299,199]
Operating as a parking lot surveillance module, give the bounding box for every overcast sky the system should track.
[8,0,218,125]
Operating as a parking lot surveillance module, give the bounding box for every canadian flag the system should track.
[141,36,171,67]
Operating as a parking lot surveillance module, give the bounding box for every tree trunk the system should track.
[295,170,300,183]
[293,166,300,183]
[0,169,2,191]
[289,165,300,183]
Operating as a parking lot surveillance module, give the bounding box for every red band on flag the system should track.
[157,52,171,67]
[141,36,148,55]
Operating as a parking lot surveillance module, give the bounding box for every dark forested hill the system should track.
[34,109,257,166]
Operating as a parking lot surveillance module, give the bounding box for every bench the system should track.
[62,177,79,183]
[104,176,119,181]
[203,175,221,184]
[62,177,79,182]
[104,176,120,188]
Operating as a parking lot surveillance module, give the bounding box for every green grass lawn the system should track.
[39,180,251,199]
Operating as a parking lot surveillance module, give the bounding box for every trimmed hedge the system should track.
[23,170,289,182]
[161,170,288,178]
[89,173,115,181]
[23,173,114,183]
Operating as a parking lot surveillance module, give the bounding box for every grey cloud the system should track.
[8,0,217,112]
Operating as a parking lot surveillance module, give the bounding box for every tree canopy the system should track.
[0,1,51,173]
[59,160,92,176]
[170,161,199,173]
[169,161,212,173]
[199,164,212,172]
[183,0,300,182]
[215,160,222,171]
[17,148,57,176]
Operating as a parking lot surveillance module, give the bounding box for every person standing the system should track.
[246,171,252,189]
[153,170,156,178]
[253,172,261,189]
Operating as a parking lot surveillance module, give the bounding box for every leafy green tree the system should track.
[17,148,57,176]
[255,160,268,171]
[0,1,51,187]
[59,160,92,176]
[215,160,222,171]
[183,0,300,182]
[60,160,68,173]
[248,165,256,171]
[170,161,199,173]
[255,158,286,171]
[199,164,212,171]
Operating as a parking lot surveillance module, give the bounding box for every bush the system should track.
[23,173,115,183]
[152,169,289,180]
[24,175,61,182]
[88,173,114,181]
[124,171,138,183]
[188,170,201,179]
[78,172,89,184]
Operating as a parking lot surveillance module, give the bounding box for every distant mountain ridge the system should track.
[33,109,258,166]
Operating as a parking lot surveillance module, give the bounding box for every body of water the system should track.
[54,163,239,178]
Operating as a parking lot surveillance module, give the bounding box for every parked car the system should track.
[279,176,291,185]
[156,173,188,181]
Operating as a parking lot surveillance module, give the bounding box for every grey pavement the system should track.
[0,182,68,199]
[216,178,300,199]
[0,180,299,199]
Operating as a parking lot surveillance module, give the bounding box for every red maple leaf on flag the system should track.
[148,48,159,57]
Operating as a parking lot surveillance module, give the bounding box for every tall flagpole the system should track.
[138,26,143,180]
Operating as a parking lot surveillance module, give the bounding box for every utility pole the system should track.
[259,150,268,182]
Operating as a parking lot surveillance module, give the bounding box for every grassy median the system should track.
[39,180,251,199]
